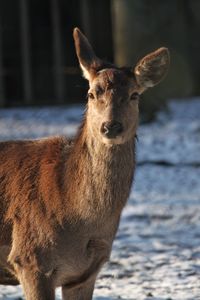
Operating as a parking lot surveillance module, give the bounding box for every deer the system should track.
[0,28,169,299]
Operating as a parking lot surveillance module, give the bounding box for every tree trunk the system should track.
[0,22,4,106]
[51,0,65,104]
[19,0,32,105]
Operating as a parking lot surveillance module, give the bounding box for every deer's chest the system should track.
[51,217,118,287]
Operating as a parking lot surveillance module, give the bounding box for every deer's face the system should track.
[87,68,140,145]
[73,28,170,146]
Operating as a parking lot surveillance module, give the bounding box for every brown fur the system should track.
[0,28,169,299]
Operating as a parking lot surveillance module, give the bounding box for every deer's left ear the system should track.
[73,27,102,80]
[134,47,170,91]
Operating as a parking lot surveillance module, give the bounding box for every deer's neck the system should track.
[66,122,135,220]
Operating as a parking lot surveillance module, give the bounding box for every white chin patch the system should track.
[102,136,124,145]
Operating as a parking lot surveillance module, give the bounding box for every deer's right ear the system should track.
[134,47,170,92]
[73,28,102,80]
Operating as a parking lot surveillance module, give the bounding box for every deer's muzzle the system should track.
[101,121,123,139]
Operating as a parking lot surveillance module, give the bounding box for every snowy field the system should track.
[0,99,200,300]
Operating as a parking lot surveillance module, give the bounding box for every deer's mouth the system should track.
[100,121,126,145]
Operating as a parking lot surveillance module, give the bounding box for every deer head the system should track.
[73,28,170,146]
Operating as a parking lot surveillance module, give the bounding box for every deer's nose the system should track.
[101,121,123,138]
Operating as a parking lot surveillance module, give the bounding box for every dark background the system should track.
[0,0,200,120]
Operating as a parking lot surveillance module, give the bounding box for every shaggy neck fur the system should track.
[65,118,136,223]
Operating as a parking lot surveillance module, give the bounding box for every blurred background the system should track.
[0,0,200,120]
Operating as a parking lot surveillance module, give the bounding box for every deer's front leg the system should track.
[8,225,55,300]
[17,268,55,300]
[10,253,55,300]
[62,280,95,300]
[9,250,55,300]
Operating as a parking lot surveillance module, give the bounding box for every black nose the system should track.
[101,121,123,138]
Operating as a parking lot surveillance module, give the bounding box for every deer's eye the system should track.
[130,92,139,101]
[88,92,95,99]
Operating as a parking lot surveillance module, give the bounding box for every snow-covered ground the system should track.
[0,99,200,300]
